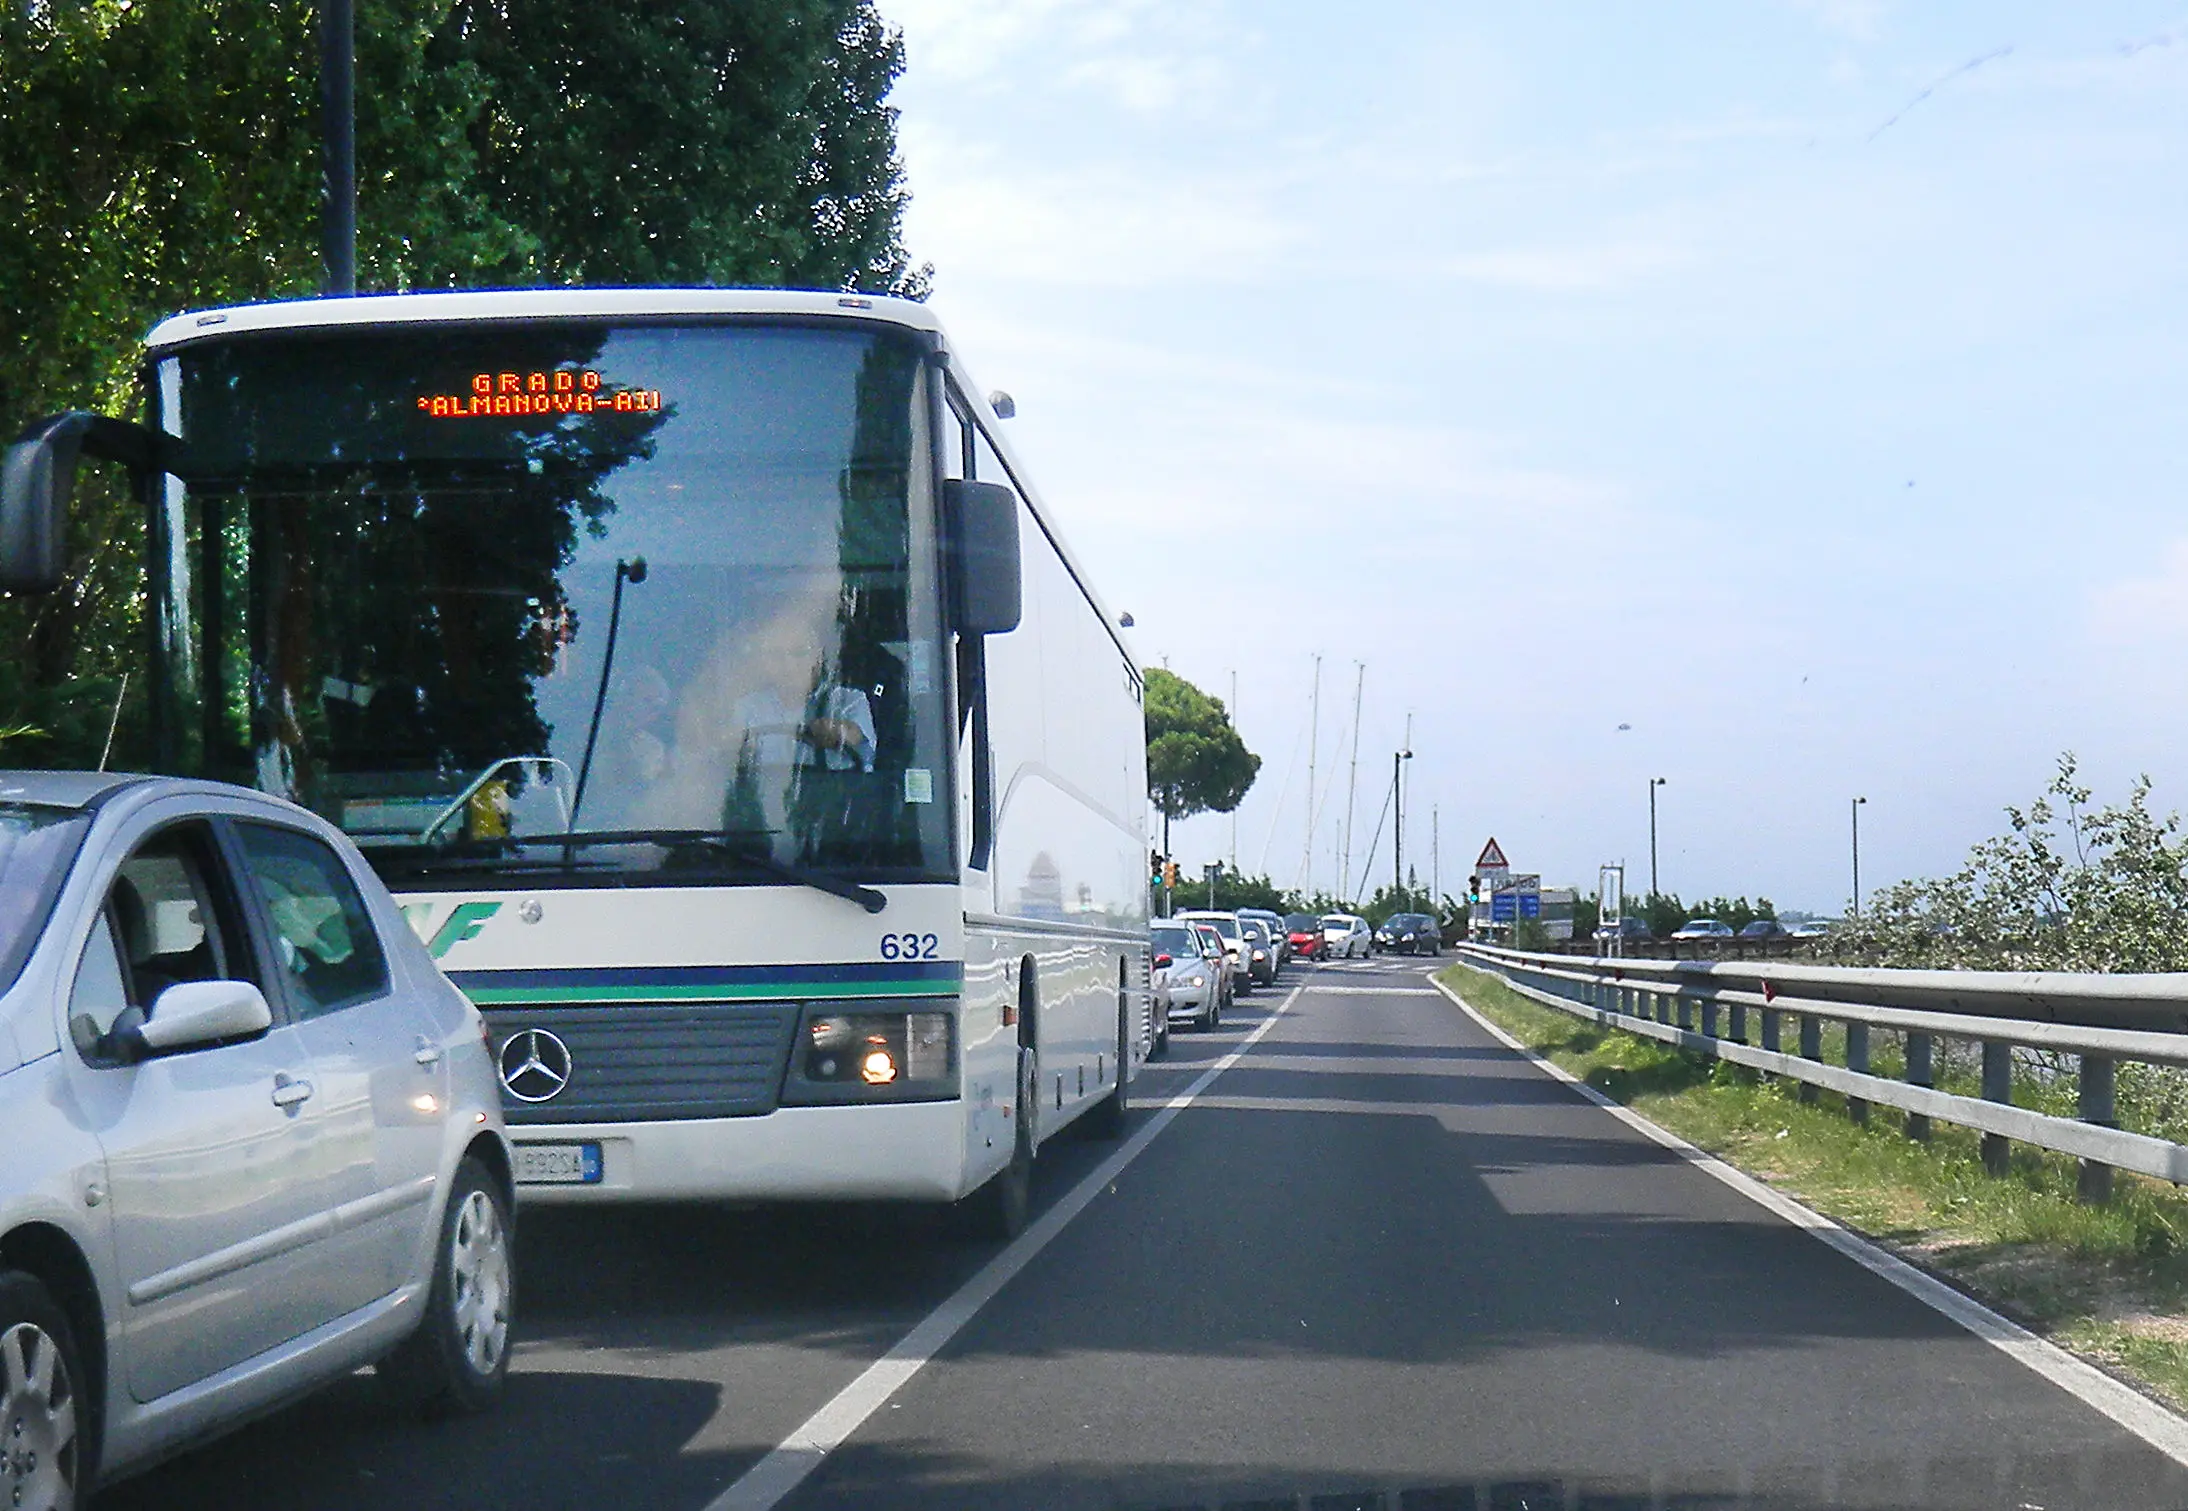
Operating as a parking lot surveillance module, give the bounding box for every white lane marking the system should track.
[1303,986,1439,996]
[1427,968,2188,1468]
[705,987,1301,1511]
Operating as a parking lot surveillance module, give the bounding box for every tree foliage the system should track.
[1143,668,1259,824]
[0,0,924,766]
[1828,755,2188,972]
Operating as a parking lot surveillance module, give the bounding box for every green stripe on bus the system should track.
[462,981,960,1005]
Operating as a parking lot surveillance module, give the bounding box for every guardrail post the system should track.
[1700,998,1718,1040]
[1980,1042,2012,1177]
[1845,1023,1870,1125]
[2078,1055,2117,1205]
[1656,988,1671,1026]
[1904,1033,1933,1142]
[1676,995,1693,1033]
[1798,1014,1821,1104]
[1760,1008,1781,1055]
[1728,1003,1747,1045]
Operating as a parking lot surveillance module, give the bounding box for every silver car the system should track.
[0,773,515,1507]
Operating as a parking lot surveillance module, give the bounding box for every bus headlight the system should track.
[783,1005,956,1104]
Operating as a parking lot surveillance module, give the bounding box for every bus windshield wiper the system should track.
[497,829,889,915]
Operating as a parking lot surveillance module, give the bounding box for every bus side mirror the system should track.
[0,417,81,592]
[942,479,1021,635]
[1,411,174,593]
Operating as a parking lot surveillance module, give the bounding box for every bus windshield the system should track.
[162,321,952,884]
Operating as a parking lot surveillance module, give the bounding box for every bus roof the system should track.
[143,287,942,353]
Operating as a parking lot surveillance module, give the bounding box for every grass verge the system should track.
[1438,961,2188,1411]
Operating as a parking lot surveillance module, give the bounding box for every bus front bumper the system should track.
[508,1100,970,1204]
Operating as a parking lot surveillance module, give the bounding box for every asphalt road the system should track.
[101,958,2188,1511]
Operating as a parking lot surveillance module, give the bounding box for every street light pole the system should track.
[320,0,356,295]
[1392,748,1413,903]
[1648,777,1667,899]
[1851,796,1868,917]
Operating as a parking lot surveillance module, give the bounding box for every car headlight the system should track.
[782,1004,955,1104]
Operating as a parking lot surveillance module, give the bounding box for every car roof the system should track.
[0,771,157,810]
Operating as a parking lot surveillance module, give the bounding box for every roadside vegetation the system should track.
[1439,960,2188,1412]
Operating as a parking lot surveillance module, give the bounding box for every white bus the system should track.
[2,289,1152,1237]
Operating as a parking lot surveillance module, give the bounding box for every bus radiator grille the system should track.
[485,1001,803,1124]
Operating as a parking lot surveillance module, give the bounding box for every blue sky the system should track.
[877,1,2188,913]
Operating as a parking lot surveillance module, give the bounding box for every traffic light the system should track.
[1151,850,1164,886]
[1163,860,1179,888]
[1467,875,1481,905]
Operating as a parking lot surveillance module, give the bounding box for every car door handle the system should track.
[271,1074,315,1108]
[413,1036,443,1069]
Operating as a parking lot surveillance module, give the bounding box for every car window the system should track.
[0,804,90,998]
[1150,928,1193,956]
[109,827,242,1010]
[232,821,390,1020]
[67,909,133,1056]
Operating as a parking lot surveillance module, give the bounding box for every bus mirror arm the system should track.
[2,412,178,592]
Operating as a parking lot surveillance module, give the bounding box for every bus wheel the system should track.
[954,1048,1035,1242]
[1083,1008,1130,1140]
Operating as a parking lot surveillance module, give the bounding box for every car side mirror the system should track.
[942,479,1022,635]
[122,980,274,1060]
[1153,953,1173,969]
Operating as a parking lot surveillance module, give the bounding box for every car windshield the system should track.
[1150,927,1194,958]
[1284,914,1315,931]
[161,321,952,885]
[0,804,91,996]
[1320,916,1348,929]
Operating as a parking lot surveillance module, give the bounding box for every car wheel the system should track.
[1083,1003,1130,1140]
[0,1271,88,1511]
[957,1046,1036,1240]
[380,1158,515,1417]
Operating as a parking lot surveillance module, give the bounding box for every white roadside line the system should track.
[1427,966,2188,1468]
[705,985,1302,1511]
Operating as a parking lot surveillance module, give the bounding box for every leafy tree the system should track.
[0,0,923,766]
[1829,755,2188,972]
[1144,668,1259,857]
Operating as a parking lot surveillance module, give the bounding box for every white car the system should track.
[0,773,516,1507]
[1670,918,1735,940]
[1151,922,1220,1031]
[1320,913,1372,959]
[1175,910,1254,995]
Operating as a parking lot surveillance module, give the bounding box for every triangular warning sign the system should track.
[1475,837,1509,870]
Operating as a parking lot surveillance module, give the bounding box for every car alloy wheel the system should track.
[0,1278,83,1511]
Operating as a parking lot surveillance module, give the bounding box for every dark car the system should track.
[1374,912,1441,955]
[1738,919,1789,940]
[1593,916,1654,943]
[1283,912,1328,961]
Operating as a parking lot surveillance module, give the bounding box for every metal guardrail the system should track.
[1454,943,2188,1201]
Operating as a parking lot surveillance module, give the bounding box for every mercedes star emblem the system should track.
[498,1028,572,1103]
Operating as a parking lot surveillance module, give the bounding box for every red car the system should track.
[1284,912,1329,961]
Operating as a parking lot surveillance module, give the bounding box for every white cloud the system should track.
[1787,0,1885,44]
[1440,235,1695,294]
[2091,540,2188,645]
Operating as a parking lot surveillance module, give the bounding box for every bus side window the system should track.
[971,426,1010,492]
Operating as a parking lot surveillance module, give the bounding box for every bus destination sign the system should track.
[416,369,664,420]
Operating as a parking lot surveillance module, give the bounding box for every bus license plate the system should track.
[513,1142,602,1185]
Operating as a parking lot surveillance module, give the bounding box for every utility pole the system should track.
[320,0,356,295]
[1432,805,1440,907]
[1648,776,1667,899]
[1302,654,1321,897]
[1852,796,1868,917]
[1339,662,1364,903]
